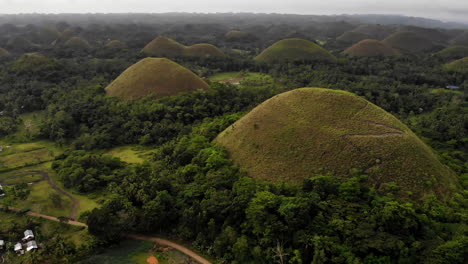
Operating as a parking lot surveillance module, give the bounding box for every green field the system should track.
[80,239,190,264]
[208,72,274,86]
[105,145,153,164]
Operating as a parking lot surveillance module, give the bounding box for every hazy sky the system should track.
[1,0,467,23]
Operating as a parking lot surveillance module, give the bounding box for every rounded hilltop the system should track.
[255,38,336,63]
[383,31,436,53]
[215,88,458,198]
[443,57,468,73]
[142,36,224,57]
[105,58,209,100]
[451,31,468,46]
[343,39,399,57]
[105,40,127,50]
[436,46,468,60]
[225,30,256,42]
[63,36,91,50]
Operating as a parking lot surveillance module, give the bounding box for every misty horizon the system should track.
[1,0,467,24]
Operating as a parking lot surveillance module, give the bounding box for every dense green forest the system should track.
[0,13,467,264]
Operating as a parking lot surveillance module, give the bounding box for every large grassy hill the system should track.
[383,31,436,53]
[255,38,336,63]
[436,46,468,60]
[443,57,468,73]
[142,36,224,57]
[216,88,458,198]
[105,57,209,100]
[343,39,399,57]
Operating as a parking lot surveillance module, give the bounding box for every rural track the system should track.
[1,170,80,220]
[127,234,212,264]
[0,205,210,264]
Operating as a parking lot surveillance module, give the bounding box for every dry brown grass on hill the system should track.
[105,58,209,100]
[343,39,399,57]
[216,88,458,199]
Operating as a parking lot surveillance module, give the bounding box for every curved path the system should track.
[0,205,211,264]
[127,234,212,264]
[1,170,80,219]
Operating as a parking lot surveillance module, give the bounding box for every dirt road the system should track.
[127,234,212,264]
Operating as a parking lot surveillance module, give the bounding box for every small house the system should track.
[446,85,460,90]
[26,240,38,252]
[0,240,4,249]
[23,230,34,242]
[14,243,22,253]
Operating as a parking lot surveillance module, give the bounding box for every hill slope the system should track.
[255,38,336,63]
[105,58,209,100]
[436,46,468,60]
[443,57,468,73]
[216,88,457,198]
[383,31,436,53]
[63,36,91,50]
[450,31,468,46]
[343,39,399,57]
[337,31,370,44]
[105,40,127,49]
[142,36,224,57]
[0,48,11,59]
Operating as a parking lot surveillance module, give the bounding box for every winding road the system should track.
[0,205,212,264]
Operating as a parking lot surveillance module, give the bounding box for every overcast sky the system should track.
[1,0,467,23]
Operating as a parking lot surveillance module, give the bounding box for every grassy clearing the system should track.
[430,88,463,94]
[105,145,153,164]
[209,71,274,86]
[80,239,192,264]
[216,88,458,199]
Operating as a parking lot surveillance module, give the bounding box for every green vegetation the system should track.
[105,58,210,100]
[216,88,458,198]
[436,46,468,60]
[451,31,468,46]
[383,31,436,53]
[208,71,273,86]
[225,30,256,42]
[443,57,468,73]
[343,39,399,57]
[255,38,336,63]
[142,36,224,57]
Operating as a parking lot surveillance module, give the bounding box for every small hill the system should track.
[35,27,60,45]
[436,46,468,60]
[6,36,35,51]
[443,57,468,73]
[398,25,449,44]
[53,28,75,46]
[225,30,256,42]
[63,36,91,50]
[255,38,336,63]
[215,88,458,198]
[105,58,209,100]
[336,31,370,44]
[10,53,54,73]
[451,31,468,46]
[142,36,224,58]
[383,32,436,53]
[343,39,399,57]
[0,48,11,59]
[105,40,127,50]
